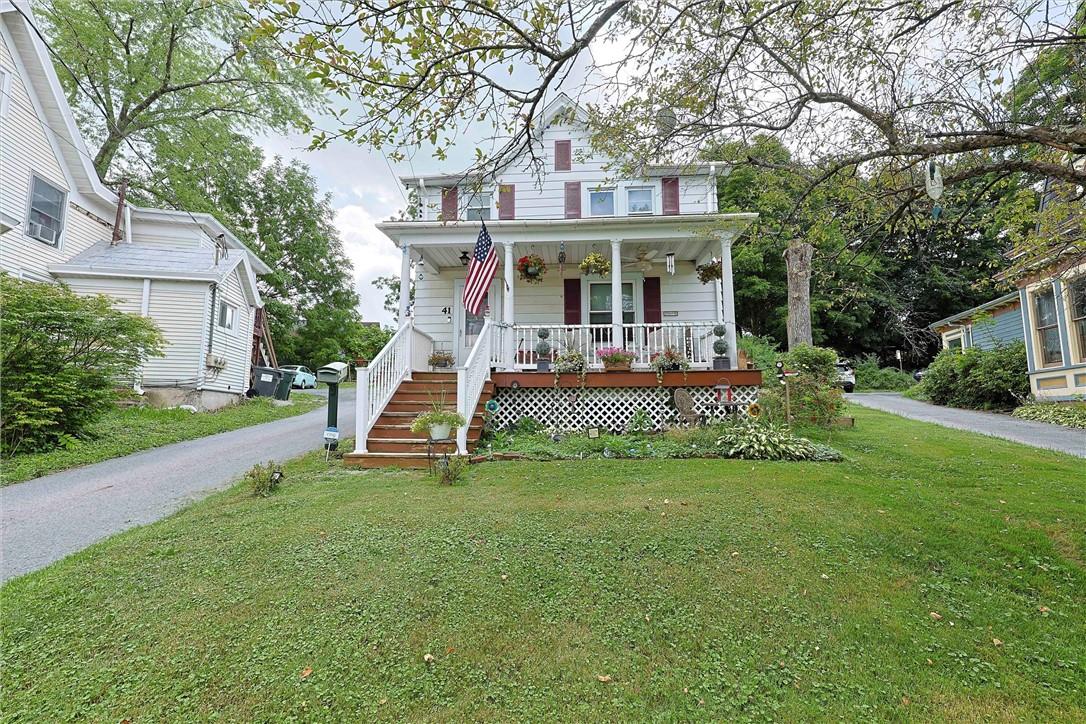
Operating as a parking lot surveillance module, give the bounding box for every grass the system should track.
[2,406,1084,721]
[0,394,325,486]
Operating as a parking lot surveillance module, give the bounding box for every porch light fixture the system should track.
[665,252,676,275]
[459,250,470,265]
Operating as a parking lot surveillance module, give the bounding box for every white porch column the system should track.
[397,243,412,327]
[611,238,623,347]
[719,234,737,361]
[503,241,516,370]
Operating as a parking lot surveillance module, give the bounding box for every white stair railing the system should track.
[355,320,432,453]
[456,318,493,455]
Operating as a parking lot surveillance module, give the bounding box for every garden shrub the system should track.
[246,461,283,497]
[760,344,845,426]
[0,276,163,456]
[853,354,916,391]
[1012,400,1086,428]
[919,343,1028,410]
[737,334,779,371]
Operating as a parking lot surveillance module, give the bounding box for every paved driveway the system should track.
[848,393,1085,458]
[1,389,354,582]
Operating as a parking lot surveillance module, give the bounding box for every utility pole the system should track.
[110,177,128,245]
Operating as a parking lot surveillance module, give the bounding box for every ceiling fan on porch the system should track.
[621,247,660,272]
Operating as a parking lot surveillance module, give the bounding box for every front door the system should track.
[453,278,501,365]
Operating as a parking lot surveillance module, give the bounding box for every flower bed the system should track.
[479,421,842,462]
[1012,400,1086,429]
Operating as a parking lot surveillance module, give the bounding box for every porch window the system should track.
[589,188,615,216]
[1068,275,1086,362]
[627,187,653,215]
[1032,286,1062,366]
[465,192,491,221]
[588,282,633,325]
[27,175,66,246]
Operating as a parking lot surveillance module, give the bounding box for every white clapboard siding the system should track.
[60,276,144,316]
[205,267,253,394]
[141,280,208,387]
[415,122,717,220]
[0,32,112,280]
[129,217,208,250]
[661,261,717,317]
[413,272,455,346]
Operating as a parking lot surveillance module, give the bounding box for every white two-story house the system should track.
[349,94,762,467]
[0,2,271,409]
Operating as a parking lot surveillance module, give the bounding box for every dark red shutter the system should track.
[555,140,571,171]
[441,187,458,220]
[563,278,581,324]
[661,177,679,215]
[498,184,515,220]
[643,277,662,323]
[564,182,581,219]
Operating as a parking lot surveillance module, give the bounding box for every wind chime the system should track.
[665,251,676,275]
[558,240,567,273]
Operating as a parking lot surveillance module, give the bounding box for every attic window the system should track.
[27,175,66,247]
[465,192,491,221]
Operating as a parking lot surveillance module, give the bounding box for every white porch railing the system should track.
[355,320,433,453]
[456,318,492,454]
[505,321,719,370]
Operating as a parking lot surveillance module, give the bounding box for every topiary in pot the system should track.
[712,325,731,370]
[535,328,552,371]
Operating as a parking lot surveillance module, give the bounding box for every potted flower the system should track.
[535,328,552,372]
[428,350,454,369]
[649,346,691,382]
[711,324,731,370]
[516,254,547,283]
[696,259,722,284]
[579,252,611,276]
[597,346,635,371]
[553,349,588,386]
[410,408,466,440]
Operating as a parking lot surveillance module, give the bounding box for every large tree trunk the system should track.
[784,239,814,349]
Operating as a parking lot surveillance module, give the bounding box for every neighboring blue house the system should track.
[929,293,1025,352]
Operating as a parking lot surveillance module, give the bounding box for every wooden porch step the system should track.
[343,452,441,469]
[410,371,459,381]
[366,439,462,454]
[376,408,486,423]
[368,425,483,441]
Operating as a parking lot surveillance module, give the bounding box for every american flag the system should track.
[462,222,497,315]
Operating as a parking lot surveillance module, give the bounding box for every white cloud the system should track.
[335,203,401,325]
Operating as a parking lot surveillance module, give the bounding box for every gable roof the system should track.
[49,240,263,306]
[928,292,1020,332]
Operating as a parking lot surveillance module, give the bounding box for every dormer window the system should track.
[27,175,66,247]
[627,188,653,215]
[589,188,615,216]
[465,192,491,221]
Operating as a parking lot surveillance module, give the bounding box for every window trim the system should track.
[1065,274,1086,364]
[464,191,492,221]
[25,172,67,248]
[626,186,655,215]
[582,277,643,326]
[217,300,239,334]
[943,330,965,352]
[588,187,616,217]
[0,69,11,118]
[1031,285,1063,368]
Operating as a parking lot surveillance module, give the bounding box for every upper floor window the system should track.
[465,192,491,221]
[217,301,238,332]
[27,175,66,246]
[1032,285,1062,366]
[627,188,653,215]
[589,188,615,216]
[1068,275,1086,362]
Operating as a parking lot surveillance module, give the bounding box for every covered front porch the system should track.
[381,214,756,371]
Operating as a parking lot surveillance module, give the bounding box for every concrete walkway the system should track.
[1,389,354,583]
[848,392,1085,458]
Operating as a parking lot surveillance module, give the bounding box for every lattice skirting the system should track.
[489,385,760,433]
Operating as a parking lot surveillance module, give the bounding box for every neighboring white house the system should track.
[0,2,271,409]
[349,93,761,464]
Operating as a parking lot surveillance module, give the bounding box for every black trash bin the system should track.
[251,366,282,397]
[273,369,296,401]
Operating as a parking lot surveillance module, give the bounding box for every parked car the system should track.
[280,365,316,389]
[913,368,927,382]
[836,360,856,393]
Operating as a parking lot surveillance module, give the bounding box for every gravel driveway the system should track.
[848,392,1085,458]
[1,388,354,582]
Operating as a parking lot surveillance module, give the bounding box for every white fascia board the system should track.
[377,213,758,247]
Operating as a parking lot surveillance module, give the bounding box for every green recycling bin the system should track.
[274,369,296,400]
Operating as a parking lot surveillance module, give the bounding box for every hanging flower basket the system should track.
[516,254,547,283]
[696,260,722,284]
[579,252,611,276]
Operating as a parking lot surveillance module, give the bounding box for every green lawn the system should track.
[0,394,325,485]
[2,407,1083,721]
